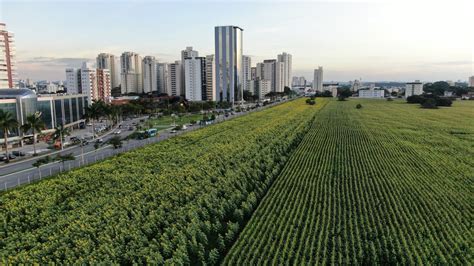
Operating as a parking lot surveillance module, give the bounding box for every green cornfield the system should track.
[225,99,473,264]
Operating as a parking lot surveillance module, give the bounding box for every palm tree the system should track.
[85,100,105,138]
[0,109,19,163]
[53,124,71,150]
[21,111,45,156]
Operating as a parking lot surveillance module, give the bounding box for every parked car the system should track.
[96,138,104,143]
[12,151,26,156]
[114,130,121,135]
[128,126,134,131]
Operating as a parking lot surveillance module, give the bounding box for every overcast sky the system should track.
[1,0,473,82]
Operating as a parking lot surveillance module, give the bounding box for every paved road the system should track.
[0,100,286,191]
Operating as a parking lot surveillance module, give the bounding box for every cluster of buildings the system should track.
[62,26,292,105]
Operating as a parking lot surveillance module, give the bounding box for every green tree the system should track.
[85,100,106,137]
[56,153,75,170]
[0,109,19,163]
[109,136,123,149]
[53,124,71,150]
[21,111,45,156]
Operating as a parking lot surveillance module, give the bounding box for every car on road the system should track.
[128,126,134,131]
[96,138,104,143]
[12,151,26,156]
[0,154,16,161]
[171,130,177,133]
[114,130,121,135]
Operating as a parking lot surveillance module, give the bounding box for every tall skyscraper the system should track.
[65,68,82,94]
[256,63,264,80]
[169,61,182,97]
[96,53,119,88]
[214,25,243,103]
[181,47,199,96]
[313,66,323,92]
[120,52,143,94]
[0,23,16,88]
[157,63,171,95]
[142,56,158,94]
[205,55,216,101]
[277,52,292,88]
[242,55,252,92]
[184,57,206,101]
[469,76,474,87]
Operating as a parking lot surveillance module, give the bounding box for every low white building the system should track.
[358,88,385,98]
[405,81,423,97]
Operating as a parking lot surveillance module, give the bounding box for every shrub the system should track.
[421,98,438,109]
[436,98,453,107]
[356,104,362,109]
[387,98,394,101]
[407,95,425,104]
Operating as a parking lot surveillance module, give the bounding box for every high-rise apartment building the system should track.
[80,62,97,103]
[275,61,284,93]
[277,52,292,88]
[469,76,474,87]
[181,47,199,96]
[214,25,243,103]
[96,69,111,102]
[205,55,215,101]
[184,57,207,101]
[242,55,252,92]
[292,76,306,87]
[0,23,16,88]
[169,61,182,97]
[142,56,158,94]
[96,53,119,88]
[256,63,264,80]
[405,81,423,97]
[262,59,284,93]
[157,63,171,95]
[251,67,257,80]
[313,66,323,92]
[65,68,82,94]
[120,52,142,94]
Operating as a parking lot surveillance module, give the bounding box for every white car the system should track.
[114,130,121,134]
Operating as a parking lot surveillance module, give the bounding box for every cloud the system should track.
[18,57,93,68]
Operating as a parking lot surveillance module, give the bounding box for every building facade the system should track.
[184,57,207,101]
[96,69,111,102]
[0,89,87,143]
[157,63,171,95]
[142,56,158,94]
[313,66,323,92]
[469,76,474,87]
[358,88,384,98]
[277,52,292,88]
[0,23,16,88]
[214,25,243,103]
[205,55,215,101]
[242,55,252,92]
[65,68,82,94]
[169,61,182,97]
[96,53,119,88]
[405,81,423,97]
[80,62,97,103]
[120,52,143,94]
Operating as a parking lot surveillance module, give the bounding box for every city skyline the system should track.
[0,0,473,82]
